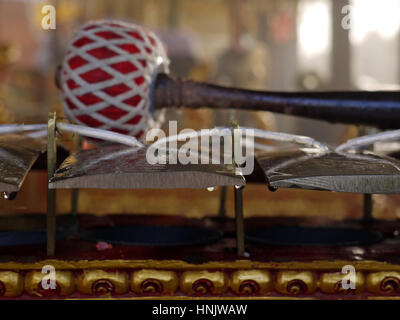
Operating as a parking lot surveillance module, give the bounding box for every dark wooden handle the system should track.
[154,73,400,129]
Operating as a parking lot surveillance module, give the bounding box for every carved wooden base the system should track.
[1,216,400,299]
[1,259,400,299]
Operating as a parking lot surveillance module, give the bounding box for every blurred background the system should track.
[0,0,399,220]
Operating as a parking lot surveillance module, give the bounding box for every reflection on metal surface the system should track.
[3,191,17,200]
[80,225,222,246]
[256,147,400,194]
[246,226,383,246]
[50,145,245,189]
[0,134,46,192]
[0,228,66,247]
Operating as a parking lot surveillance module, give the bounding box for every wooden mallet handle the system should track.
[154,73,400,129]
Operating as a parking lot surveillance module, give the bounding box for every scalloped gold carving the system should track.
[131,269,178,295]
[76,270,129,296]
[0,271,23,297]
[180,271,228,296]
[320,272,365,294]
[366,272,400,295]
[230,270,272,295]
[276,271,317,295]
[24,270,75,297]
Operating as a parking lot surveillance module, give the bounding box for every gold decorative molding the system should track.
[76,270,129,296]
[0,271,23,297]
[275,271,317,295]
[230,270,272,295]
[2,259,400,272]
[24,270,75,297]
[366,272,400,295]
[319,272,365,294]
[180,271,228,296]
[131,269,178,295]
[2,259,400,298]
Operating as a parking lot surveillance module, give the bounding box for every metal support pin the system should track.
[70,189,79,230]
[232,121,245,256]
[47,112,57,256]
[234,185,245,256]
[70,136,82,234]
[363,194,373,222]
[218,186,227,218]
[359,126,375,222]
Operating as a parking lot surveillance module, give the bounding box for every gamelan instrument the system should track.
[1,20,400,300]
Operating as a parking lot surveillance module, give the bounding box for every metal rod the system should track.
[70,136,82,234]
[234,186,245,256]
[232,121,245,256]
[70,189,79,222]
[359,126,374,222]
[47,112,57,256]
[363,194,373,222]
[218,186,227,218]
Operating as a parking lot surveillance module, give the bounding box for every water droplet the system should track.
[3,192,17,200]
[268,185,278,192]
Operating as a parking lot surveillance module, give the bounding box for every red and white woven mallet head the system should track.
[59,20,169,140]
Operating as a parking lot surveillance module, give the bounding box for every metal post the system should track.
[70,136,82,234]
[218,186,227,218]
[358,126,375,222]
[232,121,245,256]
[47,112,57,256]
[70,189,79,226]
[234,185,245,256]
[363,194,373,222]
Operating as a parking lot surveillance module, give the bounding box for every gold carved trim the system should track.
[180,271,228,296]
[319,272,365,294]
[24,271,75,297]
[275,271,317,295]
[1,259,400,271]
[0,271,23,297]
[131,269,178,295]
[366,272,400,295]
[76,270,129,296]
[230,270,272,295]
[2,260,400,298]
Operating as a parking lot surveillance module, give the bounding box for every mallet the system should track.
[58,20,400,140]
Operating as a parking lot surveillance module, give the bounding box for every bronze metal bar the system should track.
[0,134,46,193]
[49,145,244,189]
[154,74,400,129]
[255,148,400,194]
[47,112,57,256]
